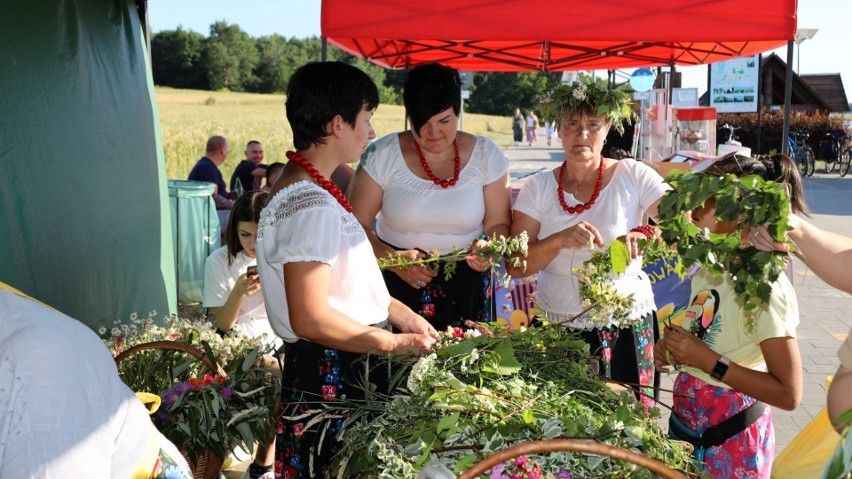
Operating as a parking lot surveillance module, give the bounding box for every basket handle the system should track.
[456,439,688,479]
[114,340,228,378]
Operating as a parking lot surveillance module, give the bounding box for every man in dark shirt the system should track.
[229,140,266,193]
[188,135,234,210]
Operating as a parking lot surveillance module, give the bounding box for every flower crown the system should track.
[538,81,636,134]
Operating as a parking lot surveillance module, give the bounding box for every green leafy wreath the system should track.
[656,169,793,325]
[537,81,636,134]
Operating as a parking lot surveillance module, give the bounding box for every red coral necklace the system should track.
[557,156,604,214]
[413,138,460,188]
[285,151,352,213]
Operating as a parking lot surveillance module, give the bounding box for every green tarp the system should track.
[0,0,177,329]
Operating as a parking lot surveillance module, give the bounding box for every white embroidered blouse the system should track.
[256,182,390,343]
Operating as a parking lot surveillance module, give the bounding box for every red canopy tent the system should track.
[321,0,797,72]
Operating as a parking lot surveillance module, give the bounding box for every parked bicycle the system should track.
[841,143,852,177]
[788,131,815,177]
[820,129,849,174]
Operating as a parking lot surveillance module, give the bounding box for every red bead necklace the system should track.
[285,151,353,213]
[557,156,605,214]
[413,138,461,188]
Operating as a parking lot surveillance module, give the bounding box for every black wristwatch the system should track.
[710,355,731,381]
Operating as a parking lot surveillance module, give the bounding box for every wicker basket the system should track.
[115,340,228,479]
[457,439,689,479]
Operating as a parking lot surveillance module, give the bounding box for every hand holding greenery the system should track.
[656,169,792,326]
[377,232,529,286]
[572,237,674,328]
[822,409,852,479]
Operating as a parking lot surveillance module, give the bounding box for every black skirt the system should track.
[275,337,391,478]
[383,259,492,331]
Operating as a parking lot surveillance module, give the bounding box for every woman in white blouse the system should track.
[349,62,512,331]
[255,62,438,479]
[507,81,668,408]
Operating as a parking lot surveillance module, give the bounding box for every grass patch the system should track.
[156,87,514,181]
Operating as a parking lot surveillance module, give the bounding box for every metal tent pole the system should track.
[782,40,794,155]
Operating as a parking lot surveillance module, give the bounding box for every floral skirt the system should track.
[579,312,657,411]
[383,259,491,331]
[672,372,774,478]
[275,339,390,478]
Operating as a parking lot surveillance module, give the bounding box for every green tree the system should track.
[467,72,561,116]
[327,47,399,104]
[253,34,289,93]
[204,21,259,91]
[150,27,206,89]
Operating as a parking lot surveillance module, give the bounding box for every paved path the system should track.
[503,140,852,454]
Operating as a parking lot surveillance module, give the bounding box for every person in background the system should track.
[656,154,807,478]
[512,108,525,147]
[349,62,512,331]
[545,120,556,146]
[526,109,539,146]
[188,134,234,210]
[202,189,278,479]
[256,61,438,478]
[261,162,284,192]
[203,190,280,349]
[0,283,192,479]
[230,140,267,193]
[751,206,852,432]
[508,81,665,408]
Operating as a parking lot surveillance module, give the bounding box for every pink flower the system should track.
[322,385,337,401]
[514,456,528,469]
[422,304,436,317]
[292,422,305,439]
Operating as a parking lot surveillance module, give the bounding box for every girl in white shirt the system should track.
[202,190,278,479]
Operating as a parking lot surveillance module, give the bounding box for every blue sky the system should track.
[148,0,852,97]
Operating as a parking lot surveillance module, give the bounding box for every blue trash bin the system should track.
[168,180,221,305]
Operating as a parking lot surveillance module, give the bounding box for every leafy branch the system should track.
[376,232,529,285]
[656,170,792,326]
[572,237,675,329]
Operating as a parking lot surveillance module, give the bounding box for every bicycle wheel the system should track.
[841,148,852,177]
[800,147,815,177]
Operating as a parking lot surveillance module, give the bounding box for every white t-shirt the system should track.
[256,182,391,343]
[679,269,799,387]
[0,287,190,479]
[202,246,280,349]
[361,133,510,254]
[512,159,669,326]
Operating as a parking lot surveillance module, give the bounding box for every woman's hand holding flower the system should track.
[558,221,604,250]
[617,231,649,260]
[465,237,492,272]
[391,249,438,289]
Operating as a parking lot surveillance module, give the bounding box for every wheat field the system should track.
[155,87,515,181]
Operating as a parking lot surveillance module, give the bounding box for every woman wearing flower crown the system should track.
[255,61,439,478]
[349,62,512,331]
[507,81,668,407]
